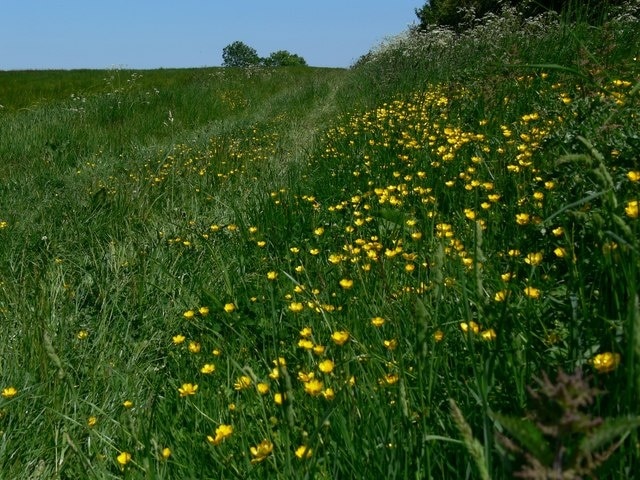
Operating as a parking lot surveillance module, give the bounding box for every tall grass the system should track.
[1,2,639,478]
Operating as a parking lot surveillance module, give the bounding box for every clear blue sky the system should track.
[1,1,423,70]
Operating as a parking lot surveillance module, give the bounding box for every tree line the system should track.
[415,0,628,31]
[222,41,307,68]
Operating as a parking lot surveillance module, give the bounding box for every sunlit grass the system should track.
[1,6,639,479]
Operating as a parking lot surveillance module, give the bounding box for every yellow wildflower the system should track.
[250,440,273,464]
[331,330,350,345]
[161,447,172,459]
[200,364,216,374]
[625,200,638,219]
[339,278,354,289]
[223,303,236,313]
[371,316,385,327]
[207,424,234,446]
[592,352,621,373]
[234,376,252,391]
[295,445,313,459]
[1,386,18,399]
[304,379,324,396]
[524,286,541,299]
[117,451,132,466]
[318,359,335,373]
[172,334,186,345]
[178,383,198,397]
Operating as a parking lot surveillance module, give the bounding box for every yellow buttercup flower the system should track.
[178,383,198,397]
[625,200,638,219]
[117,451,132,466]
[223,303,236,313]
[234,375,252,391]
[250,439,274,464]
[592,352,621,373]
[1,386,18,399]
[200,363,215,374]
[318,359,335,373]
[339,278,354,289]
[331,330,350,345]
[295,445,313,459]
[161,447,172,459]
[304,379,324,396]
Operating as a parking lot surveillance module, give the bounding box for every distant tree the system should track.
[222,41,261,67]
[263,50,307,67]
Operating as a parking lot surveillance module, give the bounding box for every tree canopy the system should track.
[222,42,307,68]
[415,0,627,31]
[222,41,261,68]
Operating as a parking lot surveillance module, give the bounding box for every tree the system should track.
[263,50,307,67]
[222,41,260,67]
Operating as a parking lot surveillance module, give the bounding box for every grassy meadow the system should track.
[1,4,640,479]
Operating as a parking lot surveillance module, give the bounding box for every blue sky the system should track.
[1,1,423,70]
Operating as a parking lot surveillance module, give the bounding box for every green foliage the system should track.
[222,40,261,67]
[263,50,308,67]
[1,4,640,478]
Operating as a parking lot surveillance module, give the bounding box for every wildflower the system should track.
[250,440,274,464]
[266,271,278,280]
[628,171,640,182]
[433,330,444,342]
[524,286,541,299]
[339,278,354,289]
[87,416,98,428]
[592,352,621,373]
[318,359,335,373]
[554,247,566,258]
[382,373,399,385]
[524,252,543,266]
[383,339,398,350]
[552,226,564,237]
[494,290,508,302]
[300,326,312,338]
[295,445,313,459]
[460,321,480,334]
[178,383,198,397]
[188,341,201,353]
[289,302,304,313]
[223,303,236,313]
[274,392,285,405]
[161,447,172,459]
[172,334,186,345]
[122,400,134,409]
[234,376,252,391]
[1,387,17,399]
[481,329,497,341]
[304,379,324,396]
[257,241,267,248]
[323,387,335,400]
[515,213,530,225]
[257,383,270,395]
[198,306,209,316]
[371,316,385,327]
[117,451,132,466]
[331,330,350,345]
[312,344,325,355]
[183,310,195,320]
[77,330,89,340]
[625,200,638,219]
[298,339,314,350]
[200,364,215,374]
[207,424,234,446]
[314,227,325,236]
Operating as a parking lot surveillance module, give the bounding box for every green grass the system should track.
[1,4,640,479]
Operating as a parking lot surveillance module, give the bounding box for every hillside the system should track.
[1,4,639,479]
